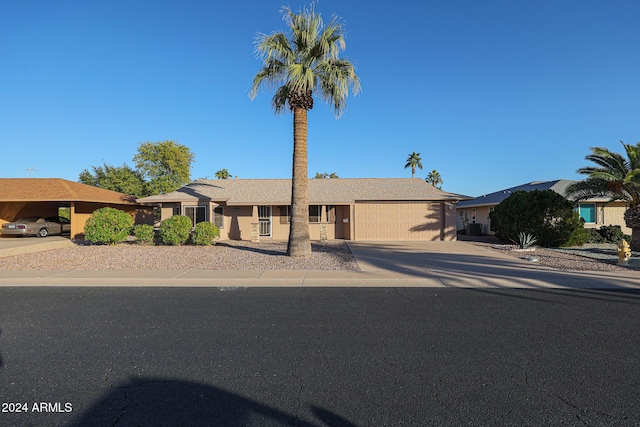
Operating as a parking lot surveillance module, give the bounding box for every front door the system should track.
[258,206,271,237]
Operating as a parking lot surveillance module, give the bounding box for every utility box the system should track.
[467,223,482,236]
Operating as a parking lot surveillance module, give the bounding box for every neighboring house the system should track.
[456,179,631,235]
[137,178,471,241]
[0,178,154,239]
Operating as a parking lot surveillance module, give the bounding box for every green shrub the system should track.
[192,221,220,246]
[133,224,155,245]
[159,215,192,245]
[597,225,625,243]
[489,190,585,247]
[565,227,590,247]
[585,228,605,243]
[84,207,134,245]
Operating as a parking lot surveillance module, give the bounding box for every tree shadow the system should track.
[68,377,353,427]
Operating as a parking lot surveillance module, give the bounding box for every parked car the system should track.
[1,217,71,238]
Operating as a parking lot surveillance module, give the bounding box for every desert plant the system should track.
[159,215,192,246]
[84,207,134,245]
[133,224,155,245]
[192,222,220,246]
[510,232,537,249]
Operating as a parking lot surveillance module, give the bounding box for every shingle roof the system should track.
[457,179,610,208]
[0,178,140,204]
[137,178,471,205]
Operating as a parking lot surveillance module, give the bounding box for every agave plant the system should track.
[510,232,537,249]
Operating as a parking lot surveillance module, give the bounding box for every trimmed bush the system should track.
[159,215,192,245]
[84,207,134,245]
[192,222,220,246]
[133,224,155,245]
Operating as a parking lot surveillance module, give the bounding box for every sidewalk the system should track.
[0,239,638,289]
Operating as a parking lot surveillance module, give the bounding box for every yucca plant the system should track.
[511,232,537,249]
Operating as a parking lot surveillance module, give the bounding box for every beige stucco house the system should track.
[138,178,470,241]
[456,179,631,236]
[0,178,154,239]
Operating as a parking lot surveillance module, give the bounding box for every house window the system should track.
[184,206,206,226]
[309,205,321,223]
[212,206,224,229]
[325,205,335,223]
[579,204,596,223]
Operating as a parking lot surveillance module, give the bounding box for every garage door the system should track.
[354,202,442,240]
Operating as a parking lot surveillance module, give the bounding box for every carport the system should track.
[0,178,154,239]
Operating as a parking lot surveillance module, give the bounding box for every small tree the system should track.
[84,207,134,245]
[159,215,193,245]
[489,190,584,247]
[134,140,195,195]
[215,169,231,179]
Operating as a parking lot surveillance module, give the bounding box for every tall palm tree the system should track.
[404,152,423,178]
[215,169,231,179]
[250,4,360,257]
[426,170,443,189]
[566,141,640,250]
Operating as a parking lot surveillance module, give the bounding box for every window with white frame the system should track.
[212,206,224,229]
[184,206,206,226]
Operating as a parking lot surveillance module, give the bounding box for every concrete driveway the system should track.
[346,240,640,289]
[0,235,73,257]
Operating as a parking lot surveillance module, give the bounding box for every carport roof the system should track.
[0,178,140,204]
[137,178,472,205]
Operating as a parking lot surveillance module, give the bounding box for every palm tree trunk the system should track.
[287,107,312,257]
[624,205,640,251]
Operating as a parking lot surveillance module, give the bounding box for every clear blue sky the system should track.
[1,0,638,197]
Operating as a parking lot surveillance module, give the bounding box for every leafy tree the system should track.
[426,170,443,189]
[404,152,423,178]
[566,141,640,250]
[489,190,584,247]
[314,172,339,178]
[250,4,360,257]
[215,169,231,179]
[133,140,194,195]
[79,162,148,197]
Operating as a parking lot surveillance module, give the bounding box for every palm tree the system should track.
[215,169,231,179]
[314,172,339,178]
[426,170,443,189]
[566,141,640,250]
[250,4,360,257]
[404,152,423,178]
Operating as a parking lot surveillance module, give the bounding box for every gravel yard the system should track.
[0,238,637,272]
[0,240,360,271]
[468,242,640,272]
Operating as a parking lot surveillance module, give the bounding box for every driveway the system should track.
[0,235,73,257]
[346,241,640,289]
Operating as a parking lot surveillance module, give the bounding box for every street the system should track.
[1,286,639,426]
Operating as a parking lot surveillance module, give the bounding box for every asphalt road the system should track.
[1,286,639,426]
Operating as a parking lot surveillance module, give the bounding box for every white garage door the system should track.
[354,202,442,240]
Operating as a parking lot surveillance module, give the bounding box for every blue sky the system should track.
[1,0,638,197]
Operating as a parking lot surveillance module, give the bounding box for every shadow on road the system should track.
[68,377,355,427]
